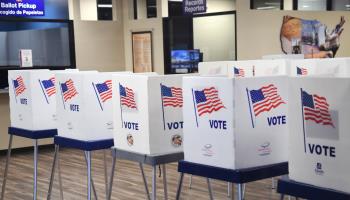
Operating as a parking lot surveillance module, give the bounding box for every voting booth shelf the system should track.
[182,75,288,170]
[8,69,57,131]
[112,74,185,155]
[55,71,114,141]
[288,77,350,194]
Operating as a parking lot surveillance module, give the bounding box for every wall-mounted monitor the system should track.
[171,49,200,73]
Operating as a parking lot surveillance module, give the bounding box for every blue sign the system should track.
[0,0,45,17]
[183,0,206,14]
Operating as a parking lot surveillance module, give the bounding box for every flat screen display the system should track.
[171,49,200,73]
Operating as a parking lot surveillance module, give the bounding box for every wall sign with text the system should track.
[183,0,206,14]
[0,0,45,17]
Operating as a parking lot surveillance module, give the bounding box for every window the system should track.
[97,0,113,20]
[332,0,350,11]
[132,0,157,20]
[251,0,283,10]
[296,0,327,11]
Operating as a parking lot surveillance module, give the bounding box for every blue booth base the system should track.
[277,177,350,200]
[8,127,57,139]
[178,160,288,183]
[54,136,114,151]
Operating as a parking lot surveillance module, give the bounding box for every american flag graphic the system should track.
[302,90,334,127]
[249,84,285,116]
[234,67,245,77]
[13,76,26,96]
[297,67,308,75]
[60,79,78,102]
[41,78,56,97]
[95,80,112,103]
[194,87,225,116]
[119,84,137,109]
[161,84,183,107]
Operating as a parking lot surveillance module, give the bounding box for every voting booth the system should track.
[113,74,184,155]
[227,60,255,78]
[288,77,350,194]
[55,71,114,141]
[8,69,57,130]
[183,76,288,169]
[198,61,229,76]
[253,59,289,76]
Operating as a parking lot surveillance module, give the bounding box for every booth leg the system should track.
[47,145,59,200]
[162,165,168,200]
[57,148,64,200]
[227,182,231,197]
[84,152,98,200]
[237,183,243,200]
[152,165,157,200]
[206,178,214,200]
[175,173,184,200]
[280,194,284,200]
[33,139,38,200]
[1,134,13,200]
[107,151,116,200]
[272,178,276,189]
[189,175,193,189]
[86,151,92,200]
[103,150,109,198]
[139,163,151,200]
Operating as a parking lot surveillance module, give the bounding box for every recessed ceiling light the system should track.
[345,4,350,8]
[98,4,112,8]
[257,6,277,10]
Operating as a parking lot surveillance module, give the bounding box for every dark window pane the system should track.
[97,8,113,20]
[298,0,327,10]
[332,0,350,11]
[252,0,282,10]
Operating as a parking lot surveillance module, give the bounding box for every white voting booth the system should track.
[113,74,185,155]
[288,77,350,193]
[227,60,255,78]
[56,71,114,141]
[8,69,57,130]
[183,76,288,169]
[253,59,289,76]
[198,61,229,76]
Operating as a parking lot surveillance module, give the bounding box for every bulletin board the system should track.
[132,31,153,73]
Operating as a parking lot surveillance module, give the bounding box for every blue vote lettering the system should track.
[267,115,286,126]
[20,98,28,105]
[123,121,139,130]
[167,121,183,130]
[308,143,336,157]
[70,104,79,112]
[209,120,227,130]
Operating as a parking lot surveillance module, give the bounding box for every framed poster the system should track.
[132,31,153,73]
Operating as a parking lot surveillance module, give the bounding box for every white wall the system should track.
[194,14,236,61]
[80,0,98,21]
[205,0,235,13]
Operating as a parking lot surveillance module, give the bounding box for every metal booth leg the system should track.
[139,163,151,200]
[162,165,168,200]
[107,149,117,200]
[33,139,38,200]
[228,182,232,198]
[280,194,285,200]
[103,150,109,198]
[152,165,157,200]
[84,151,98,200]
[57,148,64,200]
[206,178,214,200]
[237,183,243,200]
[0,134,14,200]
[175,173,184,200]
[189,175,193,189]
[47,145,59,200]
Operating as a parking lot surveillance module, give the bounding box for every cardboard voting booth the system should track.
[198,61,229,76]
[253,59,289,76]
[8,69,57,130]
[56,72,114,141]
[288,77,350,193]
[289,59,318,76]
[183,76,288,169]
[227,60,255,78]
[113,74,184,155]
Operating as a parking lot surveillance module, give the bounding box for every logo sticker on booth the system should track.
[301,89,338,157]
[297,67,308,76]
[247,84,286,128]
[192,87,225,127]
[59,79,78,111]
[92,80,112,111]
[39,77,55,104]
[234,67,245,77]
[160,84,183,131]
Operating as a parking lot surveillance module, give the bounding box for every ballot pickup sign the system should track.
[0,0,44,17]
[183,0,206,14]
[289,77,350,194]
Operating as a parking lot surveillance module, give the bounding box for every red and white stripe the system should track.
[300,67,308,75]
[235,68,245,77]
[99,80,112,102]
[63,79,78,102]
[304,94,334,127]
[197,87,225,116]
[163,87,183,107]
[252,84,285,116]
[121,87,137,109]
[15,76,26,96]
[45,77,56,97]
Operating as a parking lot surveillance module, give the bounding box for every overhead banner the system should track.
[183,0,206,14]
[0,0,45,17]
